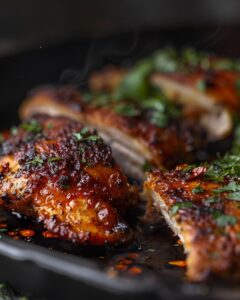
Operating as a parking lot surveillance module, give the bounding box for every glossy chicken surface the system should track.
[20,86,206,180]
[145,160,240,281]
[0,115,131,245]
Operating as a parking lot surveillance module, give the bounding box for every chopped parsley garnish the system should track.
[48,157,63,163]
[21,120,42,133]
[214,181,240,193]
[73,127,101,143]
[73,127,89,141]
[0,229,7,233]
[86,135,101,142]
[205,197,220,204]
[192,185,205,194]
[181,164,196,173]
[27,156,44,166]
[212,211,237,227]
[205,154,240,182]
[47,123,53,129]
[213,180,240,201]
[114,103,139,117]
[171,201,193,215]
[196,79,206,92]
[142,161,154,172]
[10,126,18,136]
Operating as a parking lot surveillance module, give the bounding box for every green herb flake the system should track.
[192,185,205,194]
[212,211,237,227]
[181,164,196,173]
[205,197,220,204]
[205,154,240,182]
[27,156,44,166]
[11,126,18,136]
[48,157,63,163]
[227,192,240,201]
[47,123,53,129]
[214,181,240,193]
[196,79,206,92]
[171,201,193,215]
[142,161,154,172]
[87,135,101,142]
[0,229,7,233]
[21,120,42,133]
[114,103,139,117]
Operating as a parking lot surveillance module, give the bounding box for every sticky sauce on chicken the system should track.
[0,115,131,245]
[145,157,240,281]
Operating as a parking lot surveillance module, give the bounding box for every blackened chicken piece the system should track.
[20,86,206,180]
[0,115,131,245]
[145,163,240,281]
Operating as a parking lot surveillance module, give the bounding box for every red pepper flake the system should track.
[42,231,58,238]
[127,266,143,275]
[13,236,20,240]
[8,231,18,237]
[127,253,139,259]
[168,260,186,267]
[0,223,7,228]
[115,264,128,271]
[121,259,133,265]
[20,229,35,237]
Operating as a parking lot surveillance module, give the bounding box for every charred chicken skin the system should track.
[0,115,131,245]
[144,156,240,281]
[20,86,206,180]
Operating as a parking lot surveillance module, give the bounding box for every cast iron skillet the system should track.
[0,28,240,300]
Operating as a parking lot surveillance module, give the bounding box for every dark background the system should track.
[1,0,240,56]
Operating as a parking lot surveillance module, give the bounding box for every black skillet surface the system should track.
[0,28,240,300]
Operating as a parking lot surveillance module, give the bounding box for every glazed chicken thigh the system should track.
[0,115,131,245]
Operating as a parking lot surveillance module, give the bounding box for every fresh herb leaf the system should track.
[27,156,44,166]
[114,103,139,117]
[154,47,178,72]
[227,192,240,201]
[114,58,153,100]
[150,110,168,127]
[48,157,62,163]
[212,211,237,227]
[10,126,18,136]
[205,197,220,204]
[142,161,154,172]
[181,164,196,173]
[73,127,89,141]
[87,135,101,142]
[81,127,89,135]
[0,229,7,233]
[21,120,42,133]
[47,123,53,129]
[192,185,205,194]
[214,181,240,193]
[196,79,206,92]
[171,201,193,215]
[205,154,240,182]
